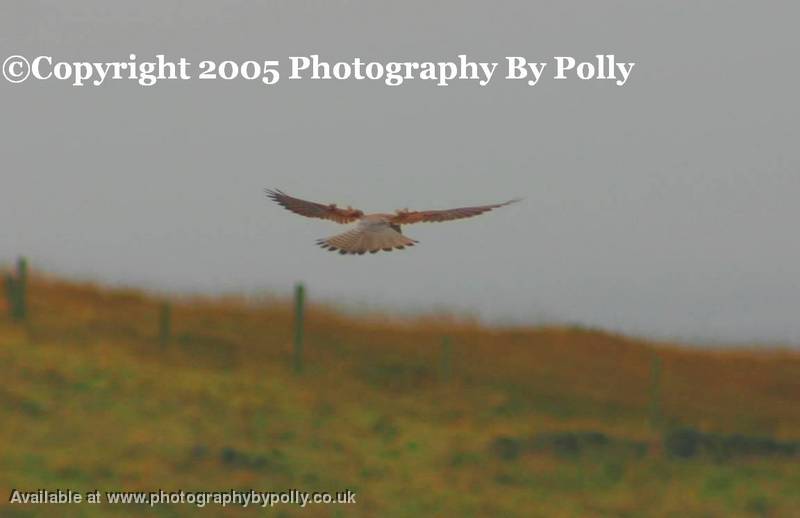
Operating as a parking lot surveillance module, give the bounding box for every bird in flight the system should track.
[265,189,520,255]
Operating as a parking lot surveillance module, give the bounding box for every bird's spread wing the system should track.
[390,198,521,225]
[265,189,363,224]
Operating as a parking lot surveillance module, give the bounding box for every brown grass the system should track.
[1,274,799,516]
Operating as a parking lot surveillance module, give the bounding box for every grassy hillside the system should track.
[1,275,799,517]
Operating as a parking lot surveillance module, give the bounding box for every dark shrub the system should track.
[220,447,268,469]
[491,431,648,461]
[664,428,800,460]
[531,431,646,458]
[491,436,523,461]
[664,428,702,458]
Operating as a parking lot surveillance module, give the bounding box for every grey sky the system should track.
[1,1,799,345]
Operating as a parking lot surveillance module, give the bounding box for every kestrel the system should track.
[265,189,520,255]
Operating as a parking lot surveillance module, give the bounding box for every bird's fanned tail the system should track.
[317,227,418,255]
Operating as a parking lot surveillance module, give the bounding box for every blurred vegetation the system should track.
[1,273,799,517]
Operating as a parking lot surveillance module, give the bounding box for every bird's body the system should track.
[265,189,519,255]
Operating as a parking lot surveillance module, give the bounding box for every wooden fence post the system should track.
[293,283,305,373]
[4,257,28,321]
[650,353,663,429]
[440,336,453,384]
[159,302,172,347]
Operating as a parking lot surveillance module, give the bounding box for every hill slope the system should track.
[1,276,799,516]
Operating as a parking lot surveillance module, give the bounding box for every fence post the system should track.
[440,336,453,384]
[4,257,28,321]
[159,302,172,347]
[3,274,14,317]
[650,353,663,429]
[293,283,305,373]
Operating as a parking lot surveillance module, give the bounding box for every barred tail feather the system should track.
[316,227,417,255]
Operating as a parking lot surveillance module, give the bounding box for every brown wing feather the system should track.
[390,198,520,224]
[265,189,363,224]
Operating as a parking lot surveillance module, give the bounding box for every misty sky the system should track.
[1,2,799,345]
